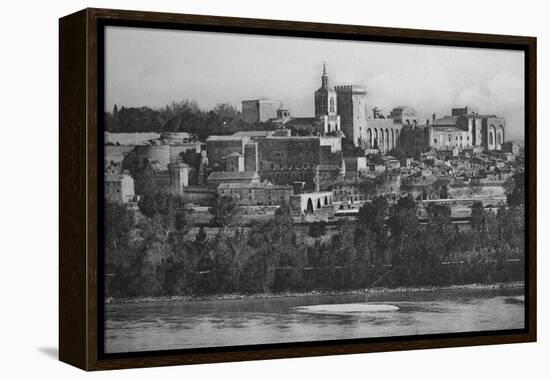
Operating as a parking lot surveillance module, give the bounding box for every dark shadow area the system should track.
[37,346,58,359]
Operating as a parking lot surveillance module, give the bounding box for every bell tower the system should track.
[314,62,340,134]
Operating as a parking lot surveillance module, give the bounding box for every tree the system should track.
[195,226,208,244]
[138,192,189,250]
[138,192,184,218]
[357,196,388,231]
[426,203,451,233]
[309,221,327,238]
[470,201,486,255]
[388,196,419,259]
[179,150,202,171]
[331,221,359,289]
[261,204,299,291]
[208,195,240,231]
[127,162,159,195]
[424,202,452,264]
[212,103,240,120]
[104,203,135,267]
[506,172,525,207]
[162,100,202,120]
[104,106,164,133]
[495,205,524,258]
[357,196,389,266]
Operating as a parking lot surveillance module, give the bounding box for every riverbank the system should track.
[105,281,524,304]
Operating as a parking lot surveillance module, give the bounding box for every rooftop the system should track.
[242,99,281,103]
[218,182,292,190]
[206,135,246,141]
[433,116,460,126]
[207,171,260,181]
[232,130,272,138]
[334,85,367,93]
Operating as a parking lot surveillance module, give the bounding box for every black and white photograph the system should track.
[101,25,527,354]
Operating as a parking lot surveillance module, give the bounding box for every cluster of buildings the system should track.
[104,63,523,220]
[240,64,511,157]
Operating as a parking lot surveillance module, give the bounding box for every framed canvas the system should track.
[59,8,536,371]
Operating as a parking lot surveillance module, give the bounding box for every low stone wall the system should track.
[448,184,505,199]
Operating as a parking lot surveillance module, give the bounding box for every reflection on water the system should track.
[104,287,525,353]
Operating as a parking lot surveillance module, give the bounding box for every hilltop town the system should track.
[103,63,525,298]
[105,63,524,225]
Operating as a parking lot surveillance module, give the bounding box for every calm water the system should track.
[104,287,525,353]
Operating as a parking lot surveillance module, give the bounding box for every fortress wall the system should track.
[258,138,320,171]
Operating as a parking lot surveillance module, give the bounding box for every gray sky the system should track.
[105,26,525,140]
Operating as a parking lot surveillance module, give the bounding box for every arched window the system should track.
[497,126,504,147]
[306,198,314,213]
[367,129,372,148]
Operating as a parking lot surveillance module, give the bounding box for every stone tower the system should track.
[335,85,368,147]
[168,162,190,195]
[314,62,340,134]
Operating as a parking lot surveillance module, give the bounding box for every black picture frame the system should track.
[59,8,537,371]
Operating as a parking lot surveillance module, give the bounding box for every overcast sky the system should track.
[105,26,525,140]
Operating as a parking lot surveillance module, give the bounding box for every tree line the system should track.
[105,100,277,140]
[104,173,525,298]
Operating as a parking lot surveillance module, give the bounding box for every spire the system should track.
[321,61,328,88]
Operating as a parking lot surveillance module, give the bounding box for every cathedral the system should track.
[313,63,372,148]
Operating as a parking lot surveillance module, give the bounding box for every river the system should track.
[104,286,524,353]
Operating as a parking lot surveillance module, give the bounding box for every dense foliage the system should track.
[104,175,525,298]
[105,101,278,140]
